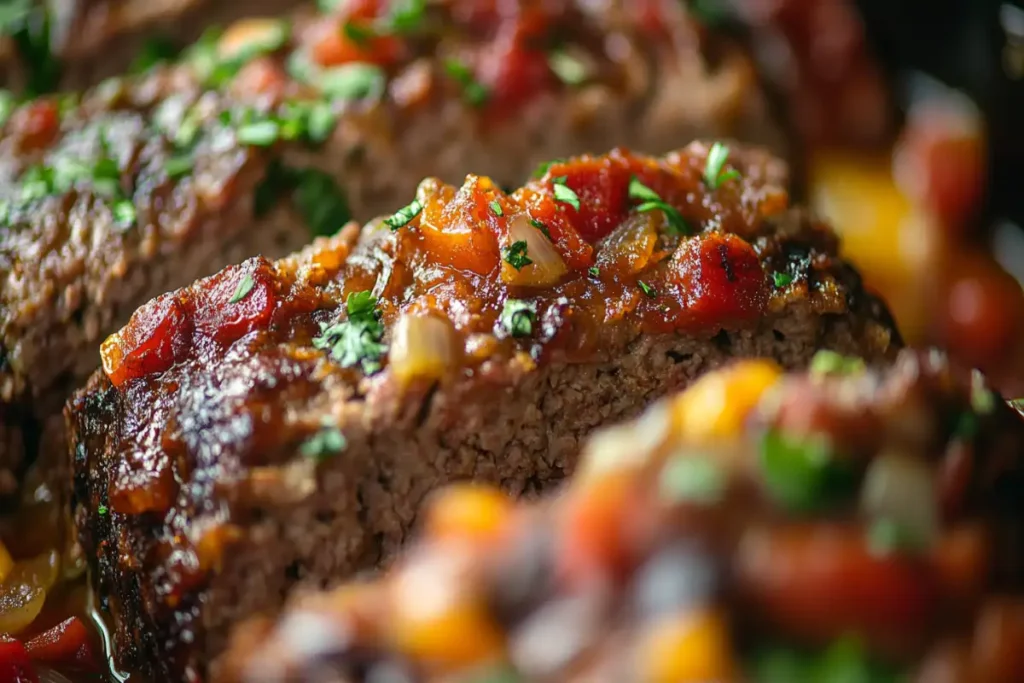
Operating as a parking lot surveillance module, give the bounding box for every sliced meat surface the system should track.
[0,0,792,497]
[216,350,1024,683]
[67,143,898,681]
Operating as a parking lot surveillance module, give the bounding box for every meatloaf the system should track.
[218,350,1024,683]
[1,0,792,496]
[67,143,898,681]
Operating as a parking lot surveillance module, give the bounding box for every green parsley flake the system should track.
[342,21,375,45]
[293,169,351,237]
[228,274,255,304]
[659,454,726,505]
[628,176,661,203]
[503,241,533,270]
[385,198,424,230]
[499,299,536,338]
[588,266,600,278]
[552,177,580,211]
[704,141,741,190]
[97,504,108,516]
[112,200,136,228]
[531,159,562,179]
[318,62,386,101]
[305,102,337,144]
[313,291,387,374]
[759,429,850,511]
[628,177,690,235]
[300,421,347,461]
[809,350,866,377]
[443,58,490,107]
[638,280,657,297]
[548,50,589,85]
[529,218,551,240]
[164,154,193,179]
[773,271,793,288]
[236,120,281,147]
[489,200,503,216]
[383,0,426,34]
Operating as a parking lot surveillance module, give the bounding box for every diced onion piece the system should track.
[595,212,658,277]
[0,550,57,635]
[0,541,13,584]
[501,214,568,287]
[860,451,939,550]
[389,314,458,385]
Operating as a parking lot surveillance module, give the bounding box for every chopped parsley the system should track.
[97,504,108,516]
[131,36,180,74]
[499,299,536,338]
[305,102,337,143]
[704,141,741,190]
[300,420,348,461]
[443,58,490,107]
[772,271,793,288]
[529,218,551,240]
[236,120,281,147]
[628,176,690,235]
[548,51,589,85]
[342,21,375,45]
[588,266,600,278]
[112,200,137,228]
[254,163,351,237]
[385,198,424,230]
[489,200,503,216]
[758,430,851,512]
[659,453,726,505]
[164,154,194,179]
[749,636,902,683]
[313,291,387,374]
[532,158,562,179]
[318,62,387,101]
[383,0,427,34]
[503,241,533,270]
[552,176,580,211]
[809,350,866,377]
[228,274,255,304]
[638,280,657,297]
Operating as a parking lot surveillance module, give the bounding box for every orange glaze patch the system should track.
[100,147,784,388]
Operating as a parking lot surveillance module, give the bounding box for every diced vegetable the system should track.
[101,294,192,387]
[0,550,59,635]
[557,473,636,584]
[418,178,502,275]
[809,350,866,377]
[671,360,782,442]
[500,215,567,287]
[638,611,736,683]
[0,636,38,683]
[758,430,851,512]
[860,451,938,552]
[423,484,513,545]
[595,212,659,277]
[24,617,99,673]
[389,313,458,384]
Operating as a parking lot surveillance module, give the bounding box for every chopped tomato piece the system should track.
[101,294,193,388]
[0,636,38,683]
[735,523,937,654]
[476,32,553,115]
[24,617,99,673]
[418,177,502,275]
[556,473,639,585]
[515,187,593,271]
[193,260,278,346]
[652,233,768,331]
[10,100,60,152]
[309,17,401,68]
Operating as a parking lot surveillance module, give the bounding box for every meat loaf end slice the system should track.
[216,349,1024,683]
[1,0,791,496]
[67,143,898,681]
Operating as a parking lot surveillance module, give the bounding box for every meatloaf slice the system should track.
[218,350,1024,683]
[68,143,898,681]
[1,0,791,496]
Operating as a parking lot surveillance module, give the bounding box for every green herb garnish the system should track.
[659,454,726,505]
[228,274,255,304]
[529,218,551,240]
[758,429,851,511]
[236,120,281,147]
[164,154,193,179]
[292,168,351,237]
[499,299,536,338]
[772,272,793,288]
[112,200,136,228]
[489,200,503,216]
[443,58,490,107]
[313,291,387,374]
[809,350,866,377]
[503,241,532,270]
[385,198,424,230]
[342,21,375,45]
[97,504,108,516]
[305,102,337,143]
[628,176,690,235]
[300,420,347,461]
[552,176,580,211]
[638,280,657,297]
[548,51,589,85]
[131,36,180,74]
[382,0,427,34]
[531,158,562,179]
[318,62,386,101]
[588,266,600,277]
[704,141,741,190]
